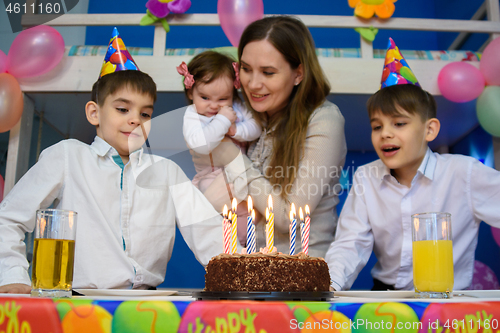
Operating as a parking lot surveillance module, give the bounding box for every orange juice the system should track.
[412,240,454,293]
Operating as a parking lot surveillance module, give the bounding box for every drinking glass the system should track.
[31,209,77,298]
[411,212,454,299]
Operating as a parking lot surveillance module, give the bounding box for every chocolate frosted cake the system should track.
[204,252,331,292]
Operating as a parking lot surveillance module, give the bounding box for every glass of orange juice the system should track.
[31,209,77,298]
[411,212,453,299]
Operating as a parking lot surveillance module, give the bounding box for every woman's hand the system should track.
[0,283,31,294]
[191,137,241,168]
[203,173,234,211]
[210,137,242,166]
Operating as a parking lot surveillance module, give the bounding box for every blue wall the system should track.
[450,126,500,284]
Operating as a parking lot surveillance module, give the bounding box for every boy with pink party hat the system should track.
[326,38,500,291]
[0,28,222,294]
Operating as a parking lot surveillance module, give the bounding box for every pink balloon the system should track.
[470,260,500,290]
[0,73,24,133]
[6,25,65,78]
[438,62,485,103]
[0,50,6,74]
[492,226,500,247]
[218,0,264,47]
[480,37,500,86]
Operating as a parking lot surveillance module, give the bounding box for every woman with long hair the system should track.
[203,16,346,258]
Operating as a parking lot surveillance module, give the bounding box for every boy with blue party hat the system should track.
[0,28,222,293]
[326,38,500,291]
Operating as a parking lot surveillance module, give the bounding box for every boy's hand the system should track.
[219,106,237,123]
[227,123,237,137]
[0,283,31,294]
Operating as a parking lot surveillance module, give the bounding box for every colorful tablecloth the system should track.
[1,295,499,332]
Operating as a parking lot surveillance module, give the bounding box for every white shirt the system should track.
[0,137,222,289]
[183,101,261,155]
[326,148,500,291]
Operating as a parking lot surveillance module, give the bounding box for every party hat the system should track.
[380,38,420,89]
[99,27,139,79]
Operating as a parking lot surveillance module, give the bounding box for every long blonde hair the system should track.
[238,16,330,193]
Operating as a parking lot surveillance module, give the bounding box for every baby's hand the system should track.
[219,106,237,123]
[227,123,237,137]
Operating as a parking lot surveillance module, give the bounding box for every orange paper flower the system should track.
[349,0,397,19]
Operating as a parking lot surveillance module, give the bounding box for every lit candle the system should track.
[289,203,297,255]
[231,198,238,254]
[299,207,305,254]
[304,205,311,255]
[223,205,230,254]
[267,195,275,252]
[265,207,269,249]
[246,196,256,254]
[250,209,257,254]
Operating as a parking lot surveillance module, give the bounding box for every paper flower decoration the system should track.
[354,26,378,42]
[141,0,191,32]
[349,0,397,19]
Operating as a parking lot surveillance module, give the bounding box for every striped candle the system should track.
[231,198,238,254]
[304,205,311,255]
[248,209,256,254]
[267,195,275,252]
[246,196,256,254]
[299,207,305,254]
[223,205,230,254]
[265,207,270,249]
[289,203,296,255]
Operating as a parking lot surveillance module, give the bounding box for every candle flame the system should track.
[223,204,228,218]
[305,204,310,216]
[248,196,253,213]
[228,211,232,221]
[266,207,269,222]
[251,209,255,221]
[232,198,237,212]
[299,207,304,222]
[290,203,296,221]
[268,195,273,211]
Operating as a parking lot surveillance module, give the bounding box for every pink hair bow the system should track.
[176,62,195,89]
[232,62,241,89]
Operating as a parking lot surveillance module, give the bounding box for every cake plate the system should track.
[193,291,334,301]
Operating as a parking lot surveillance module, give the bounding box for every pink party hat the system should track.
[99,27,139,79]
[380,38,420,89]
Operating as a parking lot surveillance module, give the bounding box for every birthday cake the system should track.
[204,251,331,292]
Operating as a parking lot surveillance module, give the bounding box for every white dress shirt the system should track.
[326,148,500,291]
[0,137,222,289]
[183,101,262,155]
